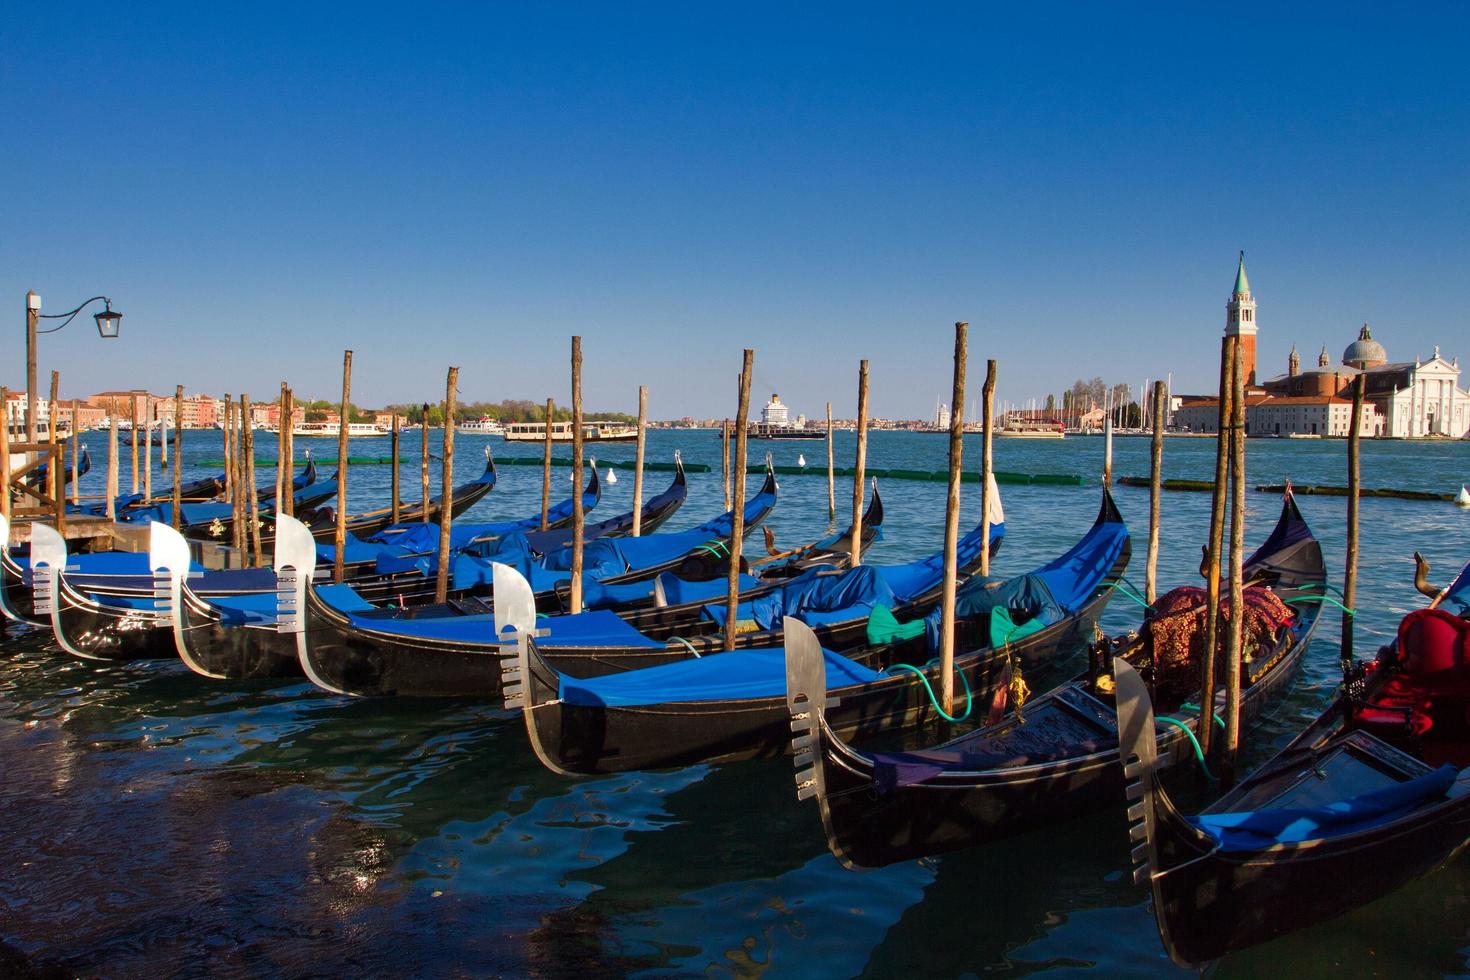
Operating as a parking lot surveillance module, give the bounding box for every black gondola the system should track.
[786,491,1326,868]
[1115,591,1470,967]
[292,467,785,697]
[21,445,91,489]
[502,489,1127,774]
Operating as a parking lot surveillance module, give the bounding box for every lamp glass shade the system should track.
[94,309,122,338]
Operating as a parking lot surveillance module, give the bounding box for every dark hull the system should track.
[800,495,1326,868]
[50,575,174,661]
[518,566,1117,774]
[1,550,42,625]
[1117,651,1470,967]
[175,586,302,679]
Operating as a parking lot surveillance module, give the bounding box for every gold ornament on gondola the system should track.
[209,517,225,538]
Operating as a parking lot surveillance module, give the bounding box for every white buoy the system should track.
[1457,485,1470,507]
[797,453,807,468]
[607,467,617,484]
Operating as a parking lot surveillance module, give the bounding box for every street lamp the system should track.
[25,291,124,443]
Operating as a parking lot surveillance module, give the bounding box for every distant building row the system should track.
[1175,256,1468,438]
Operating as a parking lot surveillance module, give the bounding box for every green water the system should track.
[2,430,1468,976]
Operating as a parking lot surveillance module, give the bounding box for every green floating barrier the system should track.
[1031,473,1086,486]
[883,468,936,481]
[992,471,1033,485]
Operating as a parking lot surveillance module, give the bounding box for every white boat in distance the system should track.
[458,416,505,434]
[293,421,385,438]
[503,420,637,443]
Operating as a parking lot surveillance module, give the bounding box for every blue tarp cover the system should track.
[873,522,1003,602]
[703,565,897,630]
[338,605,664,649]
[208,591,280,625]
[1190,764,1458,852]
[558,644,882,707]
[1444,558,1470,618]
[657,572,762,606]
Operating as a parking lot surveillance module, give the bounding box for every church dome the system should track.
[1343,323,1387,369]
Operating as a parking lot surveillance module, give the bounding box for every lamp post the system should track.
[25,291,123,442]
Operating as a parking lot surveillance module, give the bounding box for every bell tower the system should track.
[1224,251,1258,386]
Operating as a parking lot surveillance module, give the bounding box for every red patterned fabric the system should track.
[1146,585,1294,704]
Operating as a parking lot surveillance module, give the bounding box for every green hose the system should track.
[884,660,973,723]
[1285,594,1354,615]
[1105,580,1154,610]
[1179,700,1226,731]
[1155,714,1217,781]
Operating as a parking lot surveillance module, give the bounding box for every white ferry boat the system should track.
[292,421,385,438]
[503,420,637,443]
[458,416,505,434]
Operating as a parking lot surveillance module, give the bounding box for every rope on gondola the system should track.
[669,636,700,658]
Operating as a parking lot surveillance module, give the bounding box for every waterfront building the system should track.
[1175,258,1468,437]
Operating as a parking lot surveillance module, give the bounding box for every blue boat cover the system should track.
[704,565,898,631]
[317,583,376,613]
[558,644,882,707]
[657,572,763,606]
[1190,764,1458,852]
[583,578,659,610]
[15,551,204,577]
[1443,557,1470,618]
[873,522,1004,603]
[340,604,664,649]
[207,591,281,625]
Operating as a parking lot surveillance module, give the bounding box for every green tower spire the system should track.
[1234,250,1250,296]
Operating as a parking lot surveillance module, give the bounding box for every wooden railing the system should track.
[1,439,66,532]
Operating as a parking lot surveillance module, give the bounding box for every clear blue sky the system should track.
[3,3,1466,417]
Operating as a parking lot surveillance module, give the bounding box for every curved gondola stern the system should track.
[274,515,342,694]
[1097,482,1124,527]
[865,477,884,532]
[785,617,854,866]
[150,521,225,678]
[1113,658,1162,887]
[494,563,568,775]
[30,523,97,660]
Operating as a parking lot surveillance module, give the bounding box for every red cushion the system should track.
[1355,705,1434,737]
[1398,609,1470,676]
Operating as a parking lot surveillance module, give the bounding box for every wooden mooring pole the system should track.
[569,340,585,614]
[171,385,183,530]
[825,401,835,522]
[229,397,245,556]
[0,387,9,525]
[274,384,286,516]
[223,393,234,504]
[1342,374,1366,671]
[632,385,648,536]
[70,403,80,505]
[939,323,968,715]
[980,359,997,577]
[129,391,139,494]
[851,359,870,567]
[1223,336,1248,785]
[143,399,152,503]
[541,397,554,531]
[391,412,401,526]
[420,402,431,522]
[435,366,458,603]
[1146,379,1167,604]
[334,351,352,582]
[724,349,754,652]
[1198,334,1236,760]
[106,397,118,521]
[47,372,59,504]
[721,417,732,511]
[244,395,262,566]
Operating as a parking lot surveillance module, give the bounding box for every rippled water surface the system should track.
[3,430,1469,976]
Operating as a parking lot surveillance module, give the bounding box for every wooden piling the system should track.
[980,359,997,577]
[70,403,80,505]
[171,385,184,530]
[850,359,870,567]
[143,399,152,503]
[826,401,835,521]
[243,395,262,566]
[1103,390,1114,486]
[725,350,755,652]
[541,397,554,530]
[160,408,168,468]
[234,398,249,557]
[631,385,648,536]
[939,324,968,714]
[435,366,458,603]
[1342,373,1366,670]
[129,391,140,494]
[420,399,429,520]
[334,351,352,582]
[1197,335,1236,759]
[274,384,286,516]
[391,412,401,526]
[569,339,586,614]
[1222,336,1248,784]
[0,387,9,525]
[282,387,295,518]
[721,417,732,511]
[1146,379,1167,604]
[47,372,59,503]
[222,393,234,503]
[106,398,119,521]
